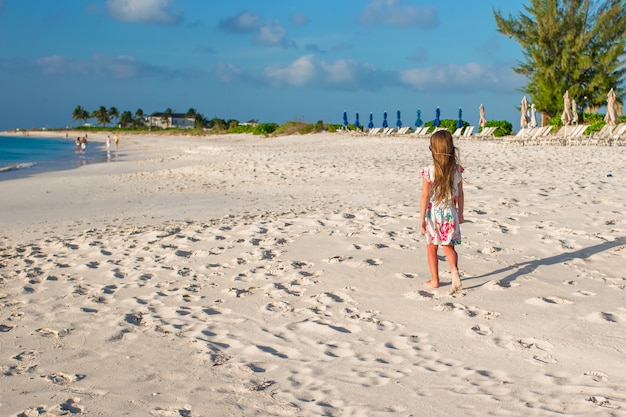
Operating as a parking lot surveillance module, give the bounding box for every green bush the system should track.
[227,125,254,134]
[484,120,512,137]
[327,124,342,133]
[424,119,466,132]
[253,123,278,136]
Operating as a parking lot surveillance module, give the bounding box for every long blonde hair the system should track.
[429,130,460,205]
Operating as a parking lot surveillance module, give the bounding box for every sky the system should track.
[0,0,532,131]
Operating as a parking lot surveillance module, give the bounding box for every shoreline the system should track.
[1,131,625,416]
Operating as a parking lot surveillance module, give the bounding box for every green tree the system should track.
[185,108,197,119]
[134,108,145,127]
[161,107,173,128]
[194,113,206,129]
[494,0,626,119]
[108,106,120,126]
[92,106,111,127]
[71,105,90,125]
[209,117,226,131]
[120,111,133,127]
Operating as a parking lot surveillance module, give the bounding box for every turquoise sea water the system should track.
[0,135,107,180]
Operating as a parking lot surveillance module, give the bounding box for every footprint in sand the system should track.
[584,371,609,382]
[525,296,573,306]
[404,290,435,301]
[467,324,492,337]
[484,280,519,290]
[573,290,596,297]
[44,372,86,385]
[395,272,418,280]
[531,353,558,365]
[584,311,622,323]
[506,337,554,353]
[434,302,500,319]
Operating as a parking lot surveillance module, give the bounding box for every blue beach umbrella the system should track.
[382,111,389,128]
[342,111,348,128]
[355,112,360,128]
[368,113,374,129]
[396,110,402,128]
[457,107,463,128]
[434,107,441,127]
[415,109,423,127]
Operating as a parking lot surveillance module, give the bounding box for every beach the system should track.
[1,131,625,416]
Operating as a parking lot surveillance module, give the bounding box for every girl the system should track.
[420,130,464,292]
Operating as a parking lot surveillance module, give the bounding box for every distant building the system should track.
[146,112,195,129]
[240,119,259,127]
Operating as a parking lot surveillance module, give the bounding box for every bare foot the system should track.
[451,270,462,293]
[424,280,439,289]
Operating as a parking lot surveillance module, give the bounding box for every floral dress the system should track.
[421,164,464,245]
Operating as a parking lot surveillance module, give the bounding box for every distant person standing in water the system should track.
[80,136,87,153]
[75,137,81,153]
[114,134,119,150]
[106,135,111,151]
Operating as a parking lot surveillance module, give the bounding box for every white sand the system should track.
[1,131,625,416]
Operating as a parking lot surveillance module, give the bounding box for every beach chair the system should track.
[462,126,475,137]
[606,123,626,145]
[368,127,381,135]
[476,126,495,138]
[583,124,610,146]
[452,127,463,137]
[564,125,589,146]
[527,126,553,145]
[418,126,431,136]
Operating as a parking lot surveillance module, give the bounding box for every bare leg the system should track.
[425,244,440,288]
[442,245,462,292]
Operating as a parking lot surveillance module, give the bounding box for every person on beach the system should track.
[420,129,464,292]
[75,137,81,153]
[80,136,87,153]
[114,134,119,150]
[106,135,111,150]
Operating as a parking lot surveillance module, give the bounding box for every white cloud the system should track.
[255,21,287,46]
[220,11,295,48]
[106,0,182,25]
[291,13,310,26]
[215,54,396,90]
[36,54,197,80]
[358,0,438,28]
[218,11,261,33]
[215,55,523,96]
[399,63,523,93]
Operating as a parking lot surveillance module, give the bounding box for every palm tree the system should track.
[134,108,145,127]
[120,111,133,128]
[108,107,120,127]
[194,113,206,129]
[161,107,173,128]
[71,105,90,126]
[92,106,111,128]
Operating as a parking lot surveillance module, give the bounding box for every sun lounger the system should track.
[452,127,463,137]
[607,123,626,145]
[476,126,496,138]
[462,126,475,137]
[563,125,589,146]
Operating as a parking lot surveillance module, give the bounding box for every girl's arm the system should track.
[457,181,464,224]
[420,177,430,234]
